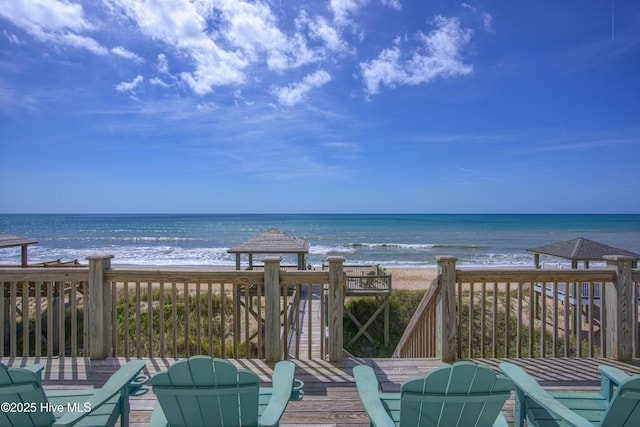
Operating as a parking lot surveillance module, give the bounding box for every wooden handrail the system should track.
[392,277,440,358]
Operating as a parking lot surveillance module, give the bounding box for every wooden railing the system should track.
[0,256,346,362]
[394,256,639,362]
[0,268,89,357]
[392,277,440,358]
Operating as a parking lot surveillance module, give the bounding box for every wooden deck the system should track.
[2,356,640,426]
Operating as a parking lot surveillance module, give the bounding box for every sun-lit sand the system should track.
[386,267,438,291]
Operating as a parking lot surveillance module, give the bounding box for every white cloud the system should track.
[297,12,351,54]
[3,30,20,44]
[149,77,172,88]
[0,0,106,52]
[108,0,247,94]
[156,54,169,73]
[482,12,493,32]
[329,0,368,27]
[218,0,319,73]
[360,16,473,96]
[112,46,144,63]
[115,75,143,93]
[380,0,402,11]
[329,0,400,27]
[58,32,108,55]
[273,69,332,106]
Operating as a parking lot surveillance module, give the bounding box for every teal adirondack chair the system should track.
[354,361,512,427]
[0,360,148,427]
[500,362,640,427]
[149,356,303,427]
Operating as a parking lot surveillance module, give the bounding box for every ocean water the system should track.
[0,214,639,268]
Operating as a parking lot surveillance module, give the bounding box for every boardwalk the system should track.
[2,357,640,426]
[288,283,324,360]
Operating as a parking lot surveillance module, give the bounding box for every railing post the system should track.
[264,256,282,362]
[604,255,634,361]
[436,256,457,363]
[327,256,345,362]
[86,255,113,360]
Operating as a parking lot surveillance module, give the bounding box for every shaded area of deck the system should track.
[2,357,640,426]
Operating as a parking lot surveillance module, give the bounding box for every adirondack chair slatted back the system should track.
[151,356,260,427]
[0,363,55,427]
[602,375,640,426]
[400,362,512,427]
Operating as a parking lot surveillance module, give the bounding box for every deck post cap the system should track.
[85,255,115,261]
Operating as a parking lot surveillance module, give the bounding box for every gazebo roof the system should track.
[227,228,310,255]
[0,233,38,249]
[527,237,640,261]
[0,233,38,267]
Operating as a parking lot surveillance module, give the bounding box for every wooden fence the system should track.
[0,256,346,362]
[394,255,640,362]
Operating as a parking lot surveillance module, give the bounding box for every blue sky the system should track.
[1,1,639,214]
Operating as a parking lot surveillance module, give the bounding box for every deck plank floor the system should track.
[2,357,640,426]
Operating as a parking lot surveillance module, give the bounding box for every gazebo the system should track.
[227,228,310,270]
[0,233,38,267]
[527,237,640,269]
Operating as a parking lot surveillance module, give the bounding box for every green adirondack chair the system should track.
[500,362,640,427]
[0,360,148,427]
[149,356,303,427]
[354,361,512,427]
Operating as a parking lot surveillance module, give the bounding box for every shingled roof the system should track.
[227,228,309,254]
[0,233,38,267]
[527,237,640,261]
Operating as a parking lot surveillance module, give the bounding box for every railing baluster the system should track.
[505,282,510,358]
[172,283,177,357]
[22,281,29,357]
[257,282,262,359]
[58,281,64,357]
[46,281,53,356]
[564,281,570,357]
[207,283,213,356]
[540,280,546,358]
[528,281,534,357]
[244,283,250,358]
[492,282,498,358]
[552,282,558,357]
[148,282,153,358]
[71,281,77,356]
[135,282,141,358]
[111,281,117,357]
[123,282,129,357]
[184,282,189,357]
[480,282,486,358]
[468,282,474,358]
[196,283,201,355]
[159,282,165,357]
[516,282,522,358]
[220,283,226,358]
[588,282,594,357]
[307,283,312,359]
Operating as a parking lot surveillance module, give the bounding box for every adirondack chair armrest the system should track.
[499,363,593,427]
[260,360,296,427]
[354,365,395,427]
[23,364,45,376]
[598,365,630,401]
[52,360,147,427]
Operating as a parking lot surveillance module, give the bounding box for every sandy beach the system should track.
[386,267,438,291]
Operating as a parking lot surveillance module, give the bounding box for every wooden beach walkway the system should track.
[288,283,324,360]
[3,356,640,426]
